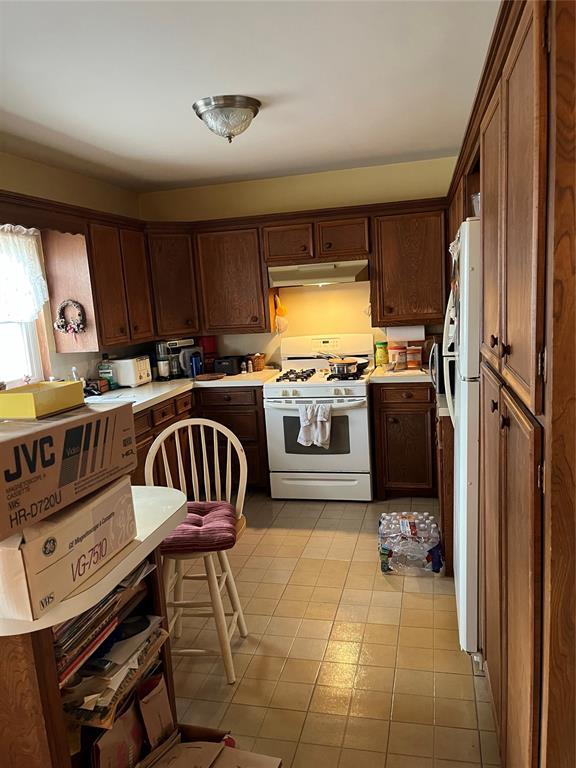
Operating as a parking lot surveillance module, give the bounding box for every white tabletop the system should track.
[0,486,187,637]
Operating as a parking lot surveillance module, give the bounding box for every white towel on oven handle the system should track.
[314,403,332,449]
[297,404,315,446]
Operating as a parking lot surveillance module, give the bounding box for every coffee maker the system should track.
[154,339,202,380]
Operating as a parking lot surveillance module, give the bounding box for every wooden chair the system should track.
[145,418,248,683]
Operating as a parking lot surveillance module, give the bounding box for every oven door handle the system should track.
[264,398,367,412]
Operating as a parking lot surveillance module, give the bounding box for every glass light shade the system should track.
[201,107,255,142]
[193,95,261,143]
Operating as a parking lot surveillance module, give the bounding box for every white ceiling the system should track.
[0,1,499,190]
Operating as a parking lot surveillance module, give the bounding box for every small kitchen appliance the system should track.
[263,334,374,501]
[109,356,152,388]
[155,338,198,380]
[214,356,244,376]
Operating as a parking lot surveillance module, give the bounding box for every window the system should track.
[0,224,48,388]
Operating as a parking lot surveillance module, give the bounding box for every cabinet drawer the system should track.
[379,385,433,403]
[175,391,193,414]
[134,409,152,437]
[152,399,176,426]
[198,388,257,407]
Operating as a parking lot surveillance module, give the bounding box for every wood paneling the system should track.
[148,233,200,337]
[196,229,270,333]
[315,217,369,259]
[42,230,100,352]
[436,410,454,577]
[372,211,445,326]
[480,86,502,369]
[89,223,131,346]
[501,387,542,768]
[540,3,576,765]
[500,1,547,414]
[119,228,155,341]
[480,363,503,738]
[262,222,313,263]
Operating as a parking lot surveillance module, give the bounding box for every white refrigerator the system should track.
[443,218,481,653]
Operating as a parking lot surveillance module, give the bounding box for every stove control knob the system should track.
[343,387,352,395]
[292,389,300,397]
[282,389,290,397]
[332,387,342,396]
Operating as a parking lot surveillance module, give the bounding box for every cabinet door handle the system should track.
[133,324,139,332]
[500,415,510,430]
[223,394,231,401]
[324,241,333,249]
[300,244,308,252]
[388,416,398,424]
[490,399,498,413]
[384,305,394,314]
[119,326,126,334]
[186,319,193,326]
[251,315,259,323]
[402,392,413,399]
[489,334,498,349]
[500,343,511,358]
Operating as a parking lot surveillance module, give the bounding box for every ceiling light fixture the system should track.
[192,95,261,143]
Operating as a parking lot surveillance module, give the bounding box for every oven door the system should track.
[264,397,370,472]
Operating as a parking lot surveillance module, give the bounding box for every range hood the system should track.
[268,259,369,288]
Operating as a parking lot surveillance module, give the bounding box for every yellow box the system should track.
[0,381,85,419]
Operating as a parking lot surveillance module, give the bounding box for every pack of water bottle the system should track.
[378,511,443,575]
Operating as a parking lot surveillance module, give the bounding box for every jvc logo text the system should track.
[4,437,55,482]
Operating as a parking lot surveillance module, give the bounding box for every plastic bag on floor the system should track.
[378,512,443,575]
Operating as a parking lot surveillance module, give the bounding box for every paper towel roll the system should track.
[386,325,425,342]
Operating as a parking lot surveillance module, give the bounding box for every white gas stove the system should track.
[263,334,374,501]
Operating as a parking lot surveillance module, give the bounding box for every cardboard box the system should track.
[152,742,282,768]
[0,476,136,620]
[0,402,136,540]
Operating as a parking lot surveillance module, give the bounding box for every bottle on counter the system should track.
[375,341,388,367]
[247,359,254,373]
[240,361,247,374]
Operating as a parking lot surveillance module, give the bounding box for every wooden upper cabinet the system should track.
[262,222,314,263]
[89,223,131,346]
[501,386,542,768]
[479,363,503,739]
[148,233,200,337]
[501,1,547,415]
[315,218,369,260]
[480,86,502,370]
[196,229,270,333]
[119,229,155,341]
[448,178,465,244]
[372,211,445,326]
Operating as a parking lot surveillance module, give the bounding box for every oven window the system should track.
[282,415,351,454]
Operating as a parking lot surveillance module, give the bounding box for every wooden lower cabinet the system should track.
[195,387,269,490]
[372,384,436,498]
[479,363,543,767]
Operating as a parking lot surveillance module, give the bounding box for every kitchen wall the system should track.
[138,156,456,221]
[0,151,139,217]
[217,282,385,364]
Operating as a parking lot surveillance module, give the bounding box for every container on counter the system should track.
[389,343,407,370]
[407,346,423,369]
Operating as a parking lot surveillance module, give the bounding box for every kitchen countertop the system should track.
[85,380,194,413]
[192,369,278,387]
[369,366,433,384]
[84,370,279,412]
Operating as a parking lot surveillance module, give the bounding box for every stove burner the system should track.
[276,368,317,383]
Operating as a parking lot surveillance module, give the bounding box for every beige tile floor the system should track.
[172,495,500,768]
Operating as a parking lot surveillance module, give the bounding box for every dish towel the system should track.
[297,405,315,446]
[314,404,332,449]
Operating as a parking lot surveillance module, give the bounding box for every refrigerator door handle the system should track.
[430,343,438,391]
[443,290,455,356]
[444,357,455,427]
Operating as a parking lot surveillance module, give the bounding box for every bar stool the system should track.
[145,418,248,683]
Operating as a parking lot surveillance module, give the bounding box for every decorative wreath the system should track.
[53,299,86,335]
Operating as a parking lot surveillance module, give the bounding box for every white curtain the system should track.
[0,224,49,323]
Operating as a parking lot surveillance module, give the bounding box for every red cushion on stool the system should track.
[161,501,238,555]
